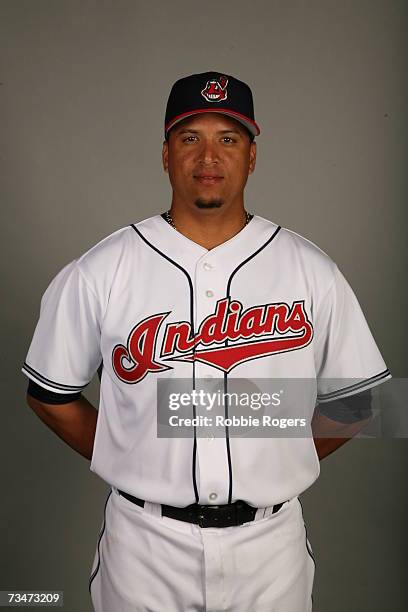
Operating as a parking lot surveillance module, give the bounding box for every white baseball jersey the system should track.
[22,214,391,507]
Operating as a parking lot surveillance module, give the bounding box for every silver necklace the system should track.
[164,209,252,231]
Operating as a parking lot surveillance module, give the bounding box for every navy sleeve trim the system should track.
[27,379,82,404]
[317,388,373,424]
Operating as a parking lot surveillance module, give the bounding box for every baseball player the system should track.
[22,72,391,611]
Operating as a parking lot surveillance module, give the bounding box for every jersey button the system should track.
[203,262,213,271]
[206,290,214,297]
[209,492,218,501]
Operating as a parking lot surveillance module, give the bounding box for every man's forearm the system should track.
[313,433,350,461]
[26,394,98,460]
[312,410,372,461]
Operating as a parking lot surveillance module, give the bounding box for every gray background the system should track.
[1,1,406,610]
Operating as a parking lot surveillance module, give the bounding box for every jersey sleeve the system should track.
[21,260,102,395]
[314,264,391,403]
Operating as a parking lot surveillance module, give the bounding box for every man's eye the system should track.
[182,136,197,142]
[222,137,236,144]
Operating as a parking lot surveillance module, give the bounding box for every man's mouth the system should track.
[194,175,224,185]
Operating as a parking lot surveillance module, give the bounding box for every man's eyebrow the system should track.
[176,129,199,134]
[218,129,243,135]
[176,128,243,136]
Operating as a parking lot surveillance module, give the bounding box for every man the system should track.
[22,72,391,611]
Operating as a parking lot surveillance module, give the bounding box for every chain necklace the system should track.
[164,209,253,231]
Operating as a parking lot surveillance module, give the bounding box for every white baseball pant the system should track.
[89,486,315,611]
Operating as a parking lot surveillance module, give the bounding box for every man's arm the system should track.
[26,393,98,461]
[312,410,371,461]
[312,388,373,461]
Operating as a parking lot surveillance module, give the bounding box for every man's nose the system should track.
[197,140,219,164]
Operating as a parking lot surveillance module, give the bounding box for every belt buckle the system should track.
[197,505,215,528]
[197,503,238,528]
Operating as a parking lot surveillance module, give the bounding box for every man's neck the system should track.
[167,206,250,251]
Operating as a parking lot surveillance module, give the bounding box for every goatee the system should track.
[194,198,224,209]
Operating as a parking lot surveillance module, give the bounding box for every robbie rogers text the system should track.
[168,415,307,429]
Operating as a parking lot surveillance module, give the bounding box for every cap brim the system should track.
[165,108,260,138]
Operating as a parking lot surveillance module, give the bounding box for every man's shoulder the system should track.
[257,215,333,260]
[73,214,161,287]
[281,225,332,261]
[256,215,338,289]
[77,215,161,267]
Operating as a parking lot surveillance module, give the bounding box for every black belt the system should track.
[117,489,285,528]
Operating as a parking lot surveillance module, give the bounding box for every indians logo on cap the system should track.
[201,75,228,102]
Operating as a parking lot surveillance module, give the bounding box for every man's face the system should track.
[162,113,257,212]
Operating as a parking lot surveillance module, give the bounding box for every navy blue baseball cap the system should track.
[164,71,260,140]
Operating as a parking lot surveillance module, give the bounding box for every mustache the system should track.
[194,198,224,209]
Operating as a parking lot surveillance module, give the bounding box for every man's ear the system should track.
[162,140,169,173]
[248,141,257,174]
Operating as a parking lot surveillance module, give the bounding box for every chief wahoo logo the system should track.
[201,75,228,102]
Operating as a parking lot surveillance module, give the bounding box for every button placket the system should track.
[193,255,230,505]
[195,436,230,505]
